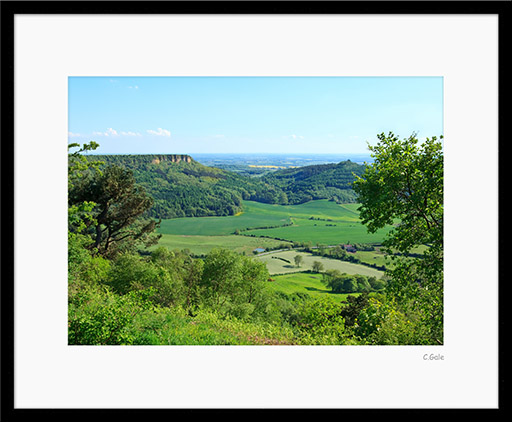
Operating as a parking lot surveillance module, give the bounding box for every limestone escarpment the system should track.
[151,155,192,165]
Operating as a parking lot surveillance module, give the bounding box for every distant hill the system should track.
[84,155,365,219]
[85,154,285,219]
[261,160,365,204]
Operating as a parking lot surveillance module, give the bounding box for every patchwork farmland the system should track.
[156,199,392,248]
[154,199,390,300]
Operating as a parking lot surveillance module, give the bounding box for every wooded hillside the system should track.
[261,160,365,204]
[85,155,365,219]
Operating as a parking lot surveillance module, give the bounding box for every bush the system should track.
[68,284,157,345]
[354,297,429,345]
[322,270,384,294]
[68,233,111,286]
[108,251,193,308]
[295,297,346,344]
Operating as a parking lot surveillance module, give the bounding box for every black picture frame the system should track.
[1,1,506,418]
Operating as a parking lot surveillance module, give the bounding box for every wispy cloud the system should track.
[92,128,119,137]
[120,131,141,136]
[285,134,304,140]
[68,131,82,138]
[128,85,139,90]
[147,128,171,137]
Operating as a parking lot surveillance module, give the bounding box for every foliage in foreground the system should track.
[353,132,444,344]
[68,237,432,346]
[68,234,359,345]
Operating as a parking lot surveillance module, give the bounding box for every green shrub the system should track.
[295,297,346,344]
[108,252,186,307]
[354,297,429,345]
[68,233,111,286]
[68,284,157,345]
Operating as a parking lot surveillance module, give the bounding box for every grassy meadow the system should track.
[157,200,292,236]
[157,199,392,246]
[269,272,357,303]
[154,234,292,256]
[153,199,388,302]
[255,250,384,277]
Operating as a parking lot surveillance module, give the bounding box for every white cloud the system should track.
[93,128,119,136]
[68,131,82,138]
[128,85,139,90]
[120,131,141,136]
[147,128,171,137]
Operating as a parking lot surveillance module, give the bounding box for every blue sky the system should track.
[68,76,443,155]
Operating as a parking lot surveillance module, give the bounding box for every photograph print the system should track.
[67,76,444,346]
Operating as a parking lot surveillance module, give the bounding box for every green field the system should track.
[269,272,353,303]
[249,220,388,245]
[256,250,384,277]
[158,200,392,245]
[351,249,390,268]
[153,234,292,256]
[157,201,292,236]
[154,199,388,299]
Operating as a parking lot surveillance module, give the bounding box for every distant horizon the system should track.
[81,151,375,161]
[79,151,376,166]
[82,151,374,156]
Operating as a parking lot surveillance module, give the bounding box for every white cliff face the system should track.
[151,155,192,165]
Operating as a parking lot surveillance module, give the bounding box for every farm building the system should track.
[343,244,356,253]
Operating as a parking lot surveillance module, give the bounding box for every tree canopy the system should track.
[353,132,444,343]
[353,132,443,256]
[69,147,160,257]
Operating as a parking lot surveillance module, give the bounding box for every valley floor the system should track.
[150,199,391,304]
